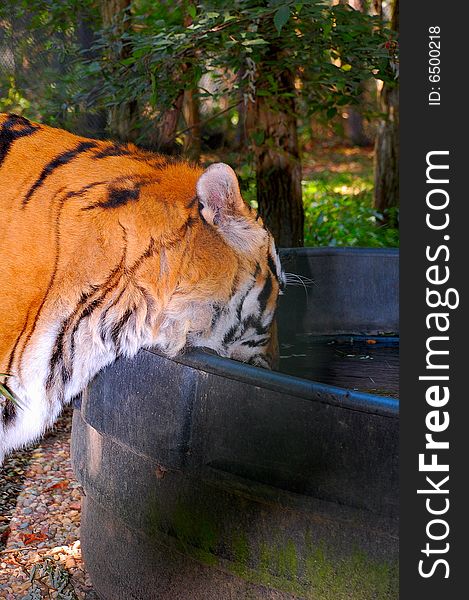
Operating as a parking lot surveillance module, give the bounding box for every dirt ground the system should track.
[0,407,98,599]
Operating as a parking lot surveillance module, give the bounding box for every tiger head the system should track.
[155,162,285,369]
[0,115,285,462]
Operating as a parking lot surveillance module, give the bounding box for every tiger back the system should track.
[0,113,284,462]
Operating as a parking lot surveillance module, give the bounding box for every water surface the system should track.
[279,335,399,398]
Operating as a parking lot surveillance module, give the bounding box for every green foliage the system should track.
[85,0,396,123]
[234,149,398,248]
[1,1,397,143]
[0,373,22,409]
[0,77,31,113]
[303,170,399,248]
[0,0,100,127]
[273,5,291,34]
[22,557,78,599]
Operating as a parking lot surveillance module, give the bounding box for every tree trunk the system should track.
[344,0,371,147]
[182,89,201,160]
[149,90,184,155]
[253,97,303,247]
[180,4,201,160]
[345,104,371,147]
[235,99,247,151]
[247,59,303,247]
[100,0,137,141]
[373,0,399,225]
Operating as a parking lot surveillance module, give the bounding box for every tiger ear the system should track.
[196,163,245,226]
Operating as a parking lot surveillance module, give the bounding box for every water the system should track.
[279,335,399,399]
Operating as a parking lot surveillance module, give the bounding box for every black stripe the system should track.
[241,336,270,348]
[94,144,172,168]
[16,188,72,380]
[60,236,156,386]
[98,286,127,343]
[82,177,162,211]
[0,114,39,167]
[139,286,156,327]
[267,253,278,281]
[126,238,156,275]
[161,215,198,250]
[242,315,269,337]
[4,306,33,383]
[66,297,104,377]
[223,323,240,345]
[110,309,134,349]
[22,141,98,206]
[46,322,69,391]
[257,272,273,313]
[96,237,153,344]
[47,293,107,392]
[101,185,140,209]
[235,277,258,322]
[61,263,125,382]
[223,263,262,345]
[46,258,125,392]
[84,183,140,210]
[68,180,108,198]
[186,196,198,209]
[210,305,224,328]
[94,144,132,159]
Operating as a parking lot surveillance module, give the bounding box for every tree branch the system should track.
[170,99,242,142]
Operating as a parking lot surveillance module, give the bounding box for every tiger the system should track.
[0,113,285,464]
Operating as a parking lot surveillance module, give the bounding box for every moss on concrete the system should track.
[227,538,397,600]
[171,502,219,566]
[144,498,398,599]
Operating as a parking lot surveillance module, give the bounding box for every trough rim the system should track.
[146,347,399,418]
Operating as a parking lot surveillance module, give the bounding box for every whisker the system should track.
[293,276,317,287]
[285,272,317,287]
[284,272,310,298]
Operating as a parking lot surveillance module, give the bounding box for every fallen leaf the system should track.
[19,531,48,545]
[45,479,69,492]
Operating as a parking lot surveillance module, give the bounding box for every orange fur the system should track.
[0,113,283,460]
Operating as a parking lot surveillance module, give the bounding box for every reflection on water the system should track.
[279,335,399,398]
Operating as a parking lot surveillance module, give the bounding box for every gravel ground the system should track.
[0,408,98,599]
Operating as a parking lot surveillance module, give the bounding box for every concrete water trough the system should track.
[71,247,399,600]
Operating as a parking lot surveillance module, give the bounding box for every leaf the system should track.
[0,382,17,404]
[251,130,265,145]
[187,4,196,20]
[241,38,267,46]
[274,6,290,34]
[46,479,69,491]
[341,64,352,71]
[20,531,48,545]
